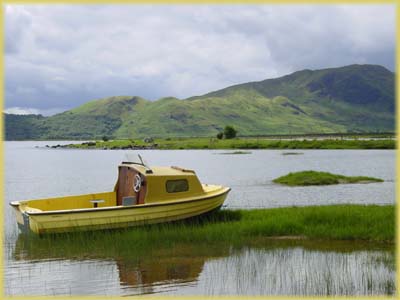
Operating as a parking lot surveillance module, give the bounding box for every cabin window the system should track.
[166,179,189,193]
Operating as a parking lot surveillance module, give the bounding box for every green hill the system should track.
[5,64,395,140]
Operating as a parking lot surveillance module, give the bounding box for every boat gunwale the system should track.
[11,187,231,216]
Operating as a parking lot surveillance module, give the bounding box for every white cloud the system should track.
[4,106,64,116]
[5,4,395,115]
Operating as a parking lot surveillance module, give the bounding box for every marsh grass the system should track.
[18,205,393,261]
[273,171,383,186]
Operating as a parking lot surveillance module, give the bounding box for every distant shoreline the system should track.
[35,136,396,150]
[5,132,396,142]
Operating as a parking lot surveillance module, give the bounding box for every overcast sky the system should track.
[5,4,395,116]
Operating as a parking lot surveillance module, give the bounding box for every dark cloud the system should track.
[5,4,395,115]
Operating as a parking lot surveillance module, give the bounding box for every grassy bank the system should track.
[274,171,383,186]
[18,205,394,259]
[59,137,395,150]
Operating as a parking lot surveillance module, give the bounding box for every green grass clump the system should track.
[273,171,383,186]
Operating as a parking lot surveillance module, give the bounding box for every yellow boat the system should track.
[10,154,230,234]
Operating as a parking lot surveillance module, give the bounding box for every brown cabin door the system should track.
[116,166,146,205]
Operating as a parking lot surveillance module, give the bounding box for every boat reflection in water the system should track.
[116,255,206,294]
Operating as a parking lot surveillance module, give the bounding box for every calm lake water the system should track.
[4,141,396,296]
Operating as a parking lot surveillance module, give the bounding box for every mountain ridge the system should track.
[5,64,395,140]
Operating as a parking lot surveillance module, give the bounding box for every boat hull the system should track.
[12,188,230,234]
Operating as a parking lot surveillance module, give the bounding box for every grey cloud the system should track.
[5,6,32,54]
[5,4,395,115]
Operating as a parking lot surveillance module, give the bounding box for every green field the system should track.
[273,171,383,186]
[59,137,396,150]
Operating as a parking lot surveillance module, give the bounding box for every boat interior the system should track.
[17,192,117,213]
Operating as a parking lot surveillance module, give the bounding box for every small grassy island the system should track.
[273,171,384,186]
[218,151,252,155]
[282,152,304,155]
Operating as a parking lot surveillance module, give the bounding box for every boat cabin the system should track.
[115,155,205,206]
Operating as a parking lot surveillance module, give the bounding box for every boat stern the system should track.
[10,201,27,233]
[9,201,41,234]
